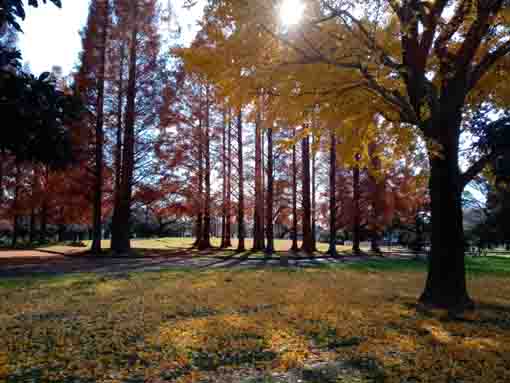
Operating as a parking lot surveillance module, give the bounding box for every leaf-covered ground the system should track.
[1,265,510,382]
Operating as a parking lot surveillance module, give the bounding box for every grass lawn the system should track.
[1,259,510,382]
[82,237,370,255]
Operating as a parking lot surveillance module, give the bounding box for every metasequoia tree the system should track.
[111,0,163,253]
[76,0,110,253]
[197,0,510,309]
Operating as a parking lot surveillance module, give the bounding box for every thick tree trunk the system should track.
[91,0,109,254]
[328,130,338,256]
[237,108,245,252]
[225,109,232,247]
[291,128,298,252]
[352,157,361,254]
[111,1,138,254]
[199,85,212,250]
[419,127,472,309]
[253,99,265,251]
[265,126,274,255]
[301,135,314,254]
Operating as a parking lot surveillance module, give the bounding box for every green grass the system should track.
[332,256,510,276]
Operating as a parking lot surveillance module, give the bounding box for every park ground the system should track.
[1,239,510,382]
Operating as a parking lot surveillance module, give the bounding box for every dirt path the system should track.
[0,246,423,278]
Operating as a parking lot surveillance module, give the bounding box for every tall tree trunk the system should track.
[291,128,298,252]
[11,164,20,248]
[311,135,317,251]
[39,167,49,243]
[352,156,361,254]
[369,144,383,254]
[265,126,274,255]
[419,115,471,309]
[199,85,212,249]
[301,134,313,254]
[220,107,228,248]
[114,40,125,210]
[225,108,232,247]
[91,0,109,254]
[237,108,245,252]
[253,97,265,250]
[194,114,204,248]
[111,1,138,254]
[328,130,338,256]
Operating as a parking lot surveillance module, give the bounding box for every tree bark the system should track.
[253,97,265,250]
[114,40,125,215]
[291,128,298,252]
[91,0,109,254]
[237,107,245,252]
[419,113,472,309]
[311,134,317,251]
[199,85,212,249]
[352,156,361,254]
[328,130,338,256]
[111,1,138,254]
[11,164,20,248]
[265,126,274,255]
[220,107,228,248]
[225,108,232,247]
[301,134,314,254]
[193,111,204,248]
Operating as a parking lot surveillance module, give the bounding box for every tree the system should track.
[265,122,275,255]
[253,96,265,251]
[196,0,510,309]
[0,0,80,170]
[328,128,338,256]
[77,0,111,253]
[300,133,314,254]
[236,108,246,252]
[110,0,164,253]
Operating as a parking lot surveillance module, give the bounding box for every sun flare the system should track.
[279,0,305,26]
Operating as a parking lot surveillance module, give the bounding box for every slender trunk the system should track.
[253,98,265,250]
[199,85,212,249]
[419,115,471,309]
[40,168,48,243]
[194,109,204,248]
[29,207,36,244]
[111,1,138,254]
[352,156,361,254]
[114,40,125,207]
[369,145,383,254]
[91,0,109,254]
[11,164,20,248]
[311,135,317,251]
[328,130,338,256]
[301,134,313,254]
[0,151,3,205]
[220,107,228,248]
[225,109,232,247]
[265,126,274,255]
[291,128,298,252]
[237,108,245,252]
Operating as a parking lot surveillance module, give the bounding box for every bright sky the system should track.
[18,0,204,75]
